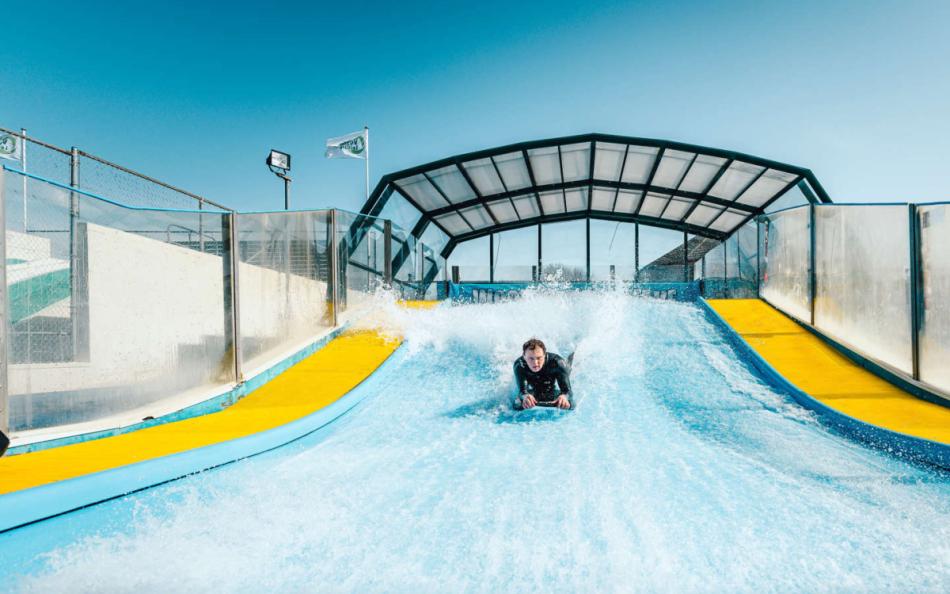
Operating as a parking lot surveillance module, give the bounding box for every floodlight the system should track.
[267,149,291,172]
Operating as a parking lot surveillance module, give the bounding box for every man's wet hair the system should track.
[522,338,546,353]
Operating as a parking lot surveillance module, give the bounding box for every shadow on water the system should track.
[444,397,570,425]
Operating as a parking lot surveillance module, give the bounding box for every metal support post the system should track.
[329,209,339,327]
[383,220,393,287]
[489,233,495,283]
[723,238,728,298]
[585,218,591,283]
[634,223,640,283]
[451,266,460,284]
[0,168,8,435]
[755,219,761,295]
[808,204,817,326]
[69,147,82,359]
[224,213,243,382]
[682,231,689,282]
[909,204,922,380]
[20,129,26,232]
[284,176,291,211]
[537,223,542,282]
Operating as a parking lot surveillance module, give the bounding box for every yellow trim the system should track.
[398,300,441,309]
[707,299,950,445]
[0,331,401,495]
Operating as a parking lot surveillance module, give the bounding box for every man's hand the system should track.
[554,394,571,409]
[522,394,537,409]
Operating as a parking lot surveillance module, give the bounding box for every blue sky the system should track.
[3,0,949,213]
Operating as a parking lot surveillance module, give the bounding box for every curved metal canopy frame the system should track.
[358,133,831,260]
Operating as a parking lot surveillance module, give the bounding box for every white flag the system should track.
[325,129,367,160]
[0,131,22,162]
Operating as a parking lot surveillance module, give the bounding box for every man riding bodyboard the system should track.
[513,338,573,410]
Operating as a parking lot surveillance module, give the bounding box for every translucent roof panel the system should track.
[458,205,494,230]
[621,145,659,184]
[593,143,626,181]
[735,169,798,207]
[678,154,727,193]
[494,151,532,191]
[395,174,451,210]
[560,143,591,182]
[709,208,748,233]
[486,199,519,223]
[708,161,766,201]
[686,204,723,227]
[638,193,670,218]
[652,150,694,189]
[590,186,616,211]
[565,187,589,212]
[462,158,506,196]
[433,212,473,235]
[527,146,561,185]
[427,165,476,204]
[661,197,694,221]
[539,190,566,214]
[512,194,540,219]
[614,189,642,214]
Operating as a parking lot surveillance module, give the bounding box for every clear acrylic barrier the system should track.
[5,170,233,433]
[759,206,811,322]
[918,204,950,392]
[814,205,912,374]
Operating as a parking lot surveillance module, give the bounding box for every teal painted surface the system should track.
[8,269,70,324]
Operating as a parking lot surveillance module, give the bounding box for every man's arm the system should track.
[513,359,529,395]
[554,357,572,398]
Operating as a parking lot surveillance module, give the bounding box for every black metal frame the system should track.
[358,133,831,261]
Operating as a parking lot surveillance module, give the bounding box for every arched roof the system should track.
[359,133,830,257]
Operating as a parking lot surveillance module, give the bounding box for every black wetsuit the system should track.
[0,429,8,458]
[513,352,572,405]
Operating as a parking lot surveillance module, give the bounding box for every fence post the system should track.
[224,212,243,382]
[809,203,817,326]
[20,129,27,232]
[329,210,339,326]
[0,168,8,435]
[383,220,392,287]
[69,147,85,360]
[909,204,922,380]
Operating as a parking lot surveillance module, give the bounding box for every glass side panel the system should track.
[493,226,538,282]
[638,225,686,282]
[614,189,642,214]
[590,187,615,211]
[541,220,586,281]
[377,189,423,233]
[395,174,450,210]
[593,142,626,181]
[621,145,659,184]
[760,206,810,322]
[511,194,540,219]
[560,142,591,182]
[539,190,565,215]
[447,236,489,282]
[485,199,519,224]
[766,184,811,212]
[462,158,506,196]
[652,150,694,189]
[732,221,758,298]
[679,154,727,193]
[527,146,561,186]
[564,187,589,212]
[919,204,950,393]
[493,152,532,191]
[589,219,636,281]
[708,162,765,201]
[427,165,476,204]
[735,169,797,208]
[814,205,912,374]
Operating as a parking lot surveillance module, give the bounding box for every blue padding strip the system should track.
[698,298,950,470]
[0,345,405,534]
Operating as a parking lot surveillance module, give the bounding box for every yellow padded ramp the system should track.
[0,330,400,495]
[707,299,950,445]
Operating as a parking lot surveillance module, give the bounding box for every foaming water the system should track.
[4,290,950,593]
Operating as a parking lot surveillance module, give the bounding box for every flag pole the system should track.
[364,126,370,200]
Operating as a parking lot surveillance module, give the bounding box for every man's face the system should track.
[523,347,546,372]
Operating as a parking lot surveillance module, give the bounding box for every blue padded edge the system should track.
[697,298,950,470]
[10,324,350,455]
[0,343,407,534]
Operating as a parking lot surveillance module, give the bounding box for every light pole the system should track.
[266,149,292,210]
